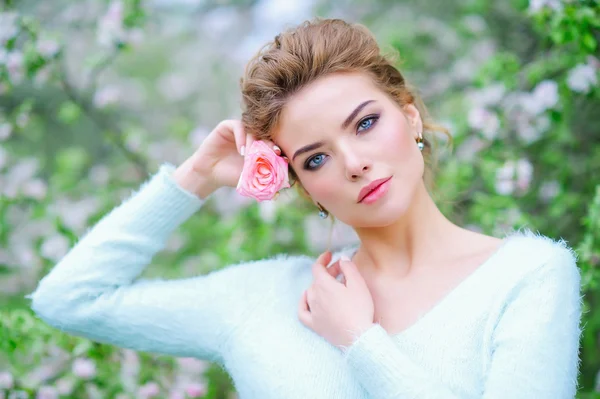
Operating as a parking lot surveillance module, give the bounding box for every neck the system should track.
[352,180,465,281]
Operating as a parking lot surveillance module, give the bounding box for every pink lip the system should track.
[357,176,392,203]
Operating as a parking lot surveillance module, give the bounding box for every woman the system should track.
[28,18,582,398]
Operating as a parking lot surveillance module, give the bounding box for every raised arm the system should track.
[341,245,582,398]
[27,163,259,361]
[27,120,286,362]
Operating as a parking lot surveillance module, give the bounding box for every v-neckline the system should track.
[344,230,522,339]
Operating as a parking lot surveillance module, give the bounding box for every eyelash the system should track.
[303,114,380,171]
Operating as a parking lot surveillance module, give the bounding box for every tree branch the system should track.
[58,60,149,177]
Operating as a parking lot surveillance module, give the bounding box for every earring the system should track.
[416,131,424,151]
[317,203,329,219]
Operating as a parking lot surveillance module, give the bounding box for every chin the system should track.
[345,194,412,228]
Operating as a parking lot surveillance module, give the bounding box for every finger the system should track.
[298,290,312,328]
[312,251,332,279]
[298,289,310,313]
[272,143,282,156]
[225,120,246,156]
[339,258,361,287]
[325,259,342,279]
[243,132,255,157]
[306,286,316,311]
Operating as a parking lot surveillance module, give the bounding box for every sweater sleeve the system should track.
[26,163,260,363]
[341,245,583,399]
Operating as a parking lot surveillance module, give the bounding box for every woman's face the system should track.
[274,72,425,228]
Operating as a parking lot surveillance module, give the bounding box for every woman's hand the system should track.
[173,120,281,199]
[298,252,375,352]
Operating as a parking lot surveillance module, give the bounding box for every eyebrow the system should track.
[341,99,375,130]
[291,99,376,162]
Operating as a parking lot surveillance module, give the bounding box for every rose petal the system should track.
[235,140,291,201]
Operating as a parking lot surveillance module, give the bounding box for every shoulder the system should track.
[494,228,580,292]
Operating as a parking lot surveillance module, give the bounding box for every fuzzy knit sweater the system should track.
[27,163,583,399]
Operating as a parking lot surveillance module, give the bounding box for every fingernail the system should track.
[240,145,245,156]
[340,255,350,262]
[273,145,281,152]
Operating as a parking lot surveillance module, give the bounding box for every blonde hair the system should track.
[240,18,451,250]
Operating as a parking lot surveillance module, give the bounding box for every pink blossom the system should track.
[515,159,534,191]
[93,86,120,108]
[0,12,18,45]
[97,1,125,47]
[511,111,549,144]
[47,197,101,232]
[8,158,39,183]
[531,80,559,113]
[200,7,238,39]
[34,66,52,86]
[273,227,294,245]
[0,123,12,141]
[456,136,486,162]
[0,147,7,169]
[168,391,185,399]
[467,83,506,107]
[55,377,75,396]
[6,51,24,83]
[119,349,140,393]
[7,390,29,399]
[462,15,486,34]
[467,108,500,140]
[157,73,195,101]
[177,358,210,375]
[212,188,253,217]
[540,180,561,201]
[138,381,161,398]
[452,57,478,82]
[0,371,14,389]
[36,386,59,399]
[528,0,563,13]
[184,382,207,398]
[567,63,598,94]
[259,200,278,223]
[22,179,48,200]
[72,358,97,379]
[36,39,60,58]
[88,164,110,186]
[495,159,534,196]
[40,234,70,262]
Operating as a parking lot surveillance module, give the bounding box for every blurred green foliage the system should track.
[0,0,599,397]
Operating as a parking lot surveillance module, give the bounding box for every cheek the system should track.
[302,173,341,200]
[381,118,414,158]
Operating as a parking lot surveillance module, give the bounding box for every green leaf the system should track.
[57,101,81,124]
[582,33,597,51]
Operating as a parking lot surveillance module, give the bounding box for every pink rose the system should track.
[236,140,290,202]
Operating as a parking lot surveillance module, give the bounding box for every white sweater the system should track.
[27,163,583,399]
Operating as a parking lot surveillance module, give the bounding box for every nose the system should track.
[344,150,371,181]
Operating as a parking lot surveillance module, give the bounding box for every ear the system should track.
[402,103,423,138]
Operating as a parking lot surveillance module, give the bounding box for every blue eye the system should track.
[303,114,380,172]
[357,115,379,132]
[305,154,327,170]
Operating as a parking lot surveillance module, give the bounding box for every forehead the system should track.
[274,72,384,146]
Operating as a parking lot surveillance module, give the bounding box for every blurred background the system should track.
[0,0,599,398]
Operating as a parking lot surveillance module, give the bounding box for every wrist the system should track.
[172,159,217,200]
